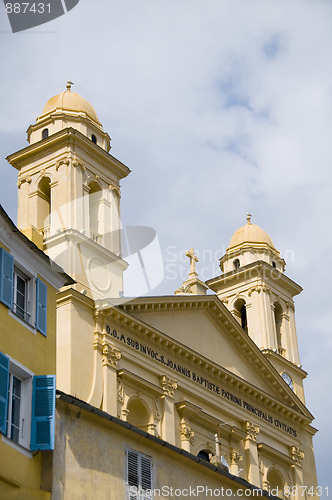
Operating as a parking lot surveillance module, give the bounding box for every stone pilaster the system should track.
[160,375,178,445]
[289,445,305,488]
[243,421,260,487]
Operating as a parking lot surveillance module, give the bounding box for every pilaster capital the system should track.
[289,445,304,466]
[109,183,121,197]
[286,302,295,312]
[230,450,243,465]
[180,422,195,444]
[248,286,259,297]
[244,420,260,441]
[102,344,122,368]
[17,175,32,188]
[160,375,178,398]
[55,157,70,170]
[72,157,85,170]
[248,285,270,296]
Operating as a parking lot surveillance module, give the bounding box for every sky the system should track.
[1,0,331,491]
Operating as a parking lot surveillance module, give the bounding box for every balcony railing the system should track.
[12,303,31,325]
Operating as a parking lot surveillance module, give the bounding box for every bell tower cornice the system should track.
[207,261,302,299]
[7,127,131,181]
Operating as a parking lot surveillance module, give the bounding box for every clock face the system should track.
[281,372,294,391]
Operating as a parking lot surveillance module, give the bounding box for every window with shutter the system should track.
[127,449,153,500]
[1,355,34,450]
[36,278,47,336]
[0,248,14,309]
[31,375,55,451]
[0,352,9,435]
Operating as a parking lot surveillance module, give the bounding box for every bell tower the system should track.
[7,83,130,300]
[206,215,307,402]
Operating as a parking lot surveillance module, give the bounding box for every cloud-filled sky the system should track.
[1,0,331,490]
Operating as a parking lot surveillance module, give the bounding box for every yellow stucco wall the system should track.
[53,400,267,500]
[0,243,56,499]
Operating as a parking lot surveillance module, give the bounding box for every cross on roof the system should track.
[186,248,199,276]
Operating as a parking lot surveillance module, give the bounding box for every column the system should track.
[109,184,121,255]
[17,178,31,230]
[243,421,261,487]
[72,158,85,233]
[180,418,195,453]
[247,288,265,348]
[101,343,122,416]
[289,446,305,494]
[287,303,301,365]
[160,375,178,445]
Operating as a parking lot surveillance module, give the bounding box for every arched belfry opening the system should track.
[89,181,102,242]
[274,302,283,354]
[127,398,151,433]
[234,298,248,334]
[37,177,51,235]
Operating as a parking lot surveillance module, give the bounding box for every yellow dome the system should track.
[41,89,101,125]
[228,219,277,251]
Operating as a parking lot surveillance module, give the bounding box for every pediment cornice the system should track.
[95,295,313,426]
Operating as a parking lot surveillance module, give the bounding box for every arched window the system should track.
[281,372,294,391]
[233,258,240,270]
[37,177,51,235]
[234,298,248,333]
[274,302,283,353]
[272,261,276,268]
[127,398,151,432]
[42,128,49,139]
[91,134,97,144]
[197,450,212,462]
[89,181,102,242]
[267,469,284,499]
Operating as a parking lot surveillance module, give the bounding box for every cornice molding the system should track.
[7,127,131,180]
[257,442,294,466]
[207,261,302,298]
[117,369,164,397]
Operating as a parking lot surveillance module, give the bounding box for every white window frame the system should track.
[9,253,37,329]
[4,357,33,451]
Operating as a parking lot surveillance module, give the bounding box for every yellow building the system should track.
[0,206,72,499]
[6,85,319,499]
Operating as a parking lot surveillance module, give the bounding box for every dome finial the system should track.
[66,80,74,91]
[246,213,252,223]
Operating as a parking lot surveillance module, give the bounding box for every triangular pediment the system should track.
[117,295,312,420]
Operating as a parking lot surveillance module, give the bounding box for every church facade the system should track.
[5,84,318,499]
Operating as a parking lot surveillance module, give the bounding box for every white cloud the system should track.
[1,0,331,486]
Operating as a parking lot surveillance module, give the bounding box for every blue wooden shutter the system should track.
[0,352,9,435]
[0,248,14,309]
[36,278,47,336]
[31,375,55,450]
